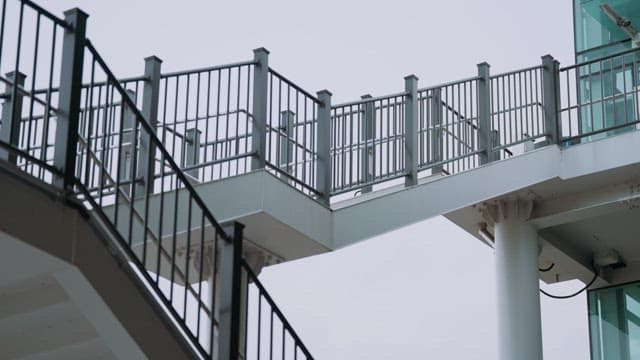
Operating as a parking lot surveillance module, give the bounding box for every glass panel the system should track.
[574,0,640,61]
[572,1,640,142]
[588,282,640,360]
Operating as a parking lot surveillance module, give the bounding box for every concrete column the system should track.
[493,198,542,360]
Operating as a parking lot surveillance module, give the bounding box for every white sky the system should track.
[45,0,589,358]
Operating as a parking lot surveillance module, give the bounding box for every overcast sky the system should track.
[45,0,589,358]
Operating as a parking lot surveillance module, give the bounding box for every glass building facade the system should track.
[572,0,640,142]
[589,282,640,360]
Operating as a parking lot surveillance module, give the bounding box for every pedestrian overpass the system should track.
[1,0,640,359]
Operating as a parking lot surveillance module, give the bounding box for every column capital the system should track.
[478,195,536,225]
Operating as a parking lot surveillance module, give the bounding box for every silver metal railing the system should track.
[330,92,408,194]
[265,68,321,196]
[7,3,640,205]
[417,76,481,176]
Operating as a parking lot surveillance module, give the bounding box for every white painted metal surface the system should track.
[492,198,543,360]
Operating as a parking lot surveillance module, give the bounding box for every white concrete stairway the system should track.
[0,163,200,359]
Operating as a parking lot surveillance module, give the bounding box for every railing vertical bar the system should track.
[225,69,231,175]
[83,59,95,186]
[25,13,41,168]
[270,309,274,360]
[235,68,241,173]
[196,211,205,342]
[257,295,262,360]
[183,194,193,321]
[245,65,252,173]
[0,0,7,67]
[169,177,179,302]
[127,100,140,246]
[171,76,179,185]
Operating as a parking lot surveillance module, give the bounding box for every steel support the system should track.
[404,75,418,187]
[251,48,269,170]
[316,90,332,204]
[53,8,88,190]
[0,71,26,163]
[493,198,543,360]
[137,56,162,195]
[430,87,443,173]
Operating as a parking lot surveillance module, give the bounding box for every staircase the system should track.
[3,1,640,359]
[0,1,313,359]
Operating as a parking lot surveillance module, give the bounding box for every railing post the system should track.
[53,8,88,190]
[279,110,294,175]
[316,90,332,204]
[477,62,495,165]
[137,56,162,195]
[404,75,418,187]
[542,55,560,145]
[185,128,201,180]
[218,222,245,360]
[119,89,136,195]
[429,87,443,173]
[360,94,374,193]
[251,48,269,171]
[0,71,26,164]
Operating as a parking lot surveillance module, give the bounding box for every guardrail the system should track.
[265,68,321,197]
[242,260,314,359]
[0,1,314,359]
[8,6,636,205]
[417,76,481,176]
[330,92,408,194]
[558,46,640,145]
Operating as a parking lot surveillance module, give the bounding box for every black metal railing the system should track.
[242,260,314,360]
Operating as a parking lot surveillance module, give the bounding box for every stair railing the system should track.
[0,1,314,359]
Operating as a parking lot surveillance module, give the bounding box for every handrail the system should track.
[241,259,315,359]
[332,90,409,108]
[269,67,321,104]
[160,59,257,78]
[560,46,640,71]
[22,0,72,29]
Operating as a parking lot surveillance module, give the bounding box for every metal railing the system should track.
[559,46,640,145]
[490,65,547,157]
[157,61,256,184]
[330,92,408,194]
[265,68,321,197]
[6,7,636,204]
[0,1,314,359]
[242,260,314,359]
[417,76,482,176]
